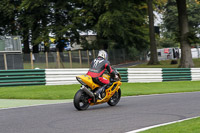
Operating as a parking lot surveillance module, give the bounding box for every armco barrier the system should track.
[45,69,88,85]
[162,68,191,81]
[127,68,195,82]
[191,68,200,81]
[128,68,162,82]
[45,68,128,85]
[1,68,200,87]
[0,69,45,87]
[116,68,128,82]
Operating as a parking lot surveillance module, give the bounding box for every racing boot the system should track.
[94,84,107,100]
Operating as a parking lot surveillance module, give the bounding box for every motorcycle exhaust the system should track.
[81,85,95,98]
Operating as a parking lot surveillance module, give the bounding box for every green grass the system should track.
[141,117,200,133]
[131,58,200,68]
[0,84,80,99]
[0,81,200,100]
[122,81,200,96]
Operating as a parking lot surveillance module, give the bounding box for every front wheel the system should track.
[107,88,121,106]
[73,90,90,111]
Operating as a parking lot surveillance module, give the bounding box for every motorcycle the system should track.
[73,70,122,111]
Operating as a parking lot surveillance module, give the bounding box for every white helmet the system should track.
[98,50,108,60]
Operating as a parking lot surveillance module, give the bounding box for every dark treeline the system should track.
[1,0,199,67]
[0,0,149,57]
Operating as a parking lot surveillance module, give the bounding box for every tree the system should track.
[77,0,149,56]
[19,0,52,53]
[176,0,194,67]
[0,0,21,35]
[156,32,179,48]
[147,0,159,65]
[0,0,150,56]
[163,0,200,44]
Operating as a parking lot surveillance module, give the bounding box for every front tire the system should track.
[107,88,121,106]
[73,90,90,111]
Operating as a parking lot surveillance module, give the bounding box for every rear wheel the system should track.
[107,88,121,106]
[73,90,90,111]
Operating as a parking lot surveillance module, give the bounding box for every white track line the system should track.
[125,116,200,133]
[0,100,72,111]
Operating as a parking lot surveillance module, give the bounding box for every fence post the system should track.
[45,52,48,68]
[93,49,95,59]
[30,52,34,69]
[87,50,90,67]
[3,53,7,70]
[56,50,61,68]
[79,50,82,68]
[69,51,72,68]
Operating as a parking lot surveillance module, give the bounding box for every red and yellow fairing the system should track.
[76,74,122,105]
[76,75,99,90]
[92,80,122,105]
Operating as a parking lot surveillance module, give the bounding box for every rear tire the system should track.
[73,90,90,111]
[107,88,121,106]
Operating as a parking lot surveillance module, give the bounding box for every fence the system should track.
[0,49,147,70]
[0,68,200,87]
[0,52,23,70]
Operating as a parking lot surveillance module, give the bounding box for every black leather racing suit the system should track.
[87,56,115,86]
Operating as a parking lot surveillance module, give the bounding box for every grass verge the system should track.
[141,117,200,133]
[0,81,200,99]
[130,58,200,68]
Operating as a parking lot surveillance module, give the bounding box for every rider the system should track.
[87,50,116,99]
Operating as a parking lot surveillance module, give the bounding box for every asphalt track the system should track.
[1,92,200,133]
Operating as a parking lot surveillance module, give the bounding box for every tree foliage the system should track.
[0,0,21,35]
[163,0,200,44]
[96,0,148,50]
[0,0,149,55]
[0,0,198,67]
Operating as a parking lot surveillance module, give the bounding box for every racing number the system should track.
[93,59,103,68]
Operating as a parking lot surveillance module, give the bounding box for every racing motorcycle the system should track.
[73,70,122,111]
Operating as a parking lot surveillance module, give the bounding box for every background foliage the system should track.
[0,0,149,54]
[161,0,200,46]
